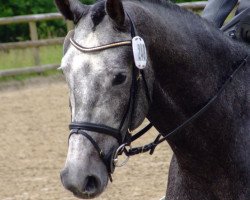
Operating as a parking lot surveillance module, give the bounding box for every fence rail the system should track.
[179,1,207,10]
[0,64,60,78]
[0,1,207,78]
[0,13,62,25]
[0,38,64,50]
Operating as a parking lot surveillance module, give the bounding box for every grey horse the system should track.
[55,0,250,199]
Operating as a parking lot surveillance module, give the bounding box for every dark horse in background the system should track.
[55,0,250,199]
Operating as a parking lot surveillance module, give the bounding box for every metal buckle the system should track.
[113,144,131,167]
[137,72,142,81]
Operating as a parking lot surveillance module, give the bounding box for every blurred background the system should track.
[0,0,201,83]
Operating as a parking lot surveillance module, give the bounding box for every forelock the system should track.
[90,1,106,30]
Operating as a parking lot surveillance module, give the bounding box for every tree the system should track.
[0,0,94,42]
[0,0,201,42]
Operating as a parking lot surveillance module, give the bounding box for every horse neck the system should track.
[132,2,249,173]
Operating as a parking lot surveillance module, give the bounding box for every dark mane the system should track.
[128,0,171,6]
[90,1,106,30]
[90,0,191,31]
[123,0,183,11]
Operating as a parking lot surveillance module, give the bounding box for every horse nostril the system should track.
[60,168,78,193]
[84,175,100,194]
[60,168,101,197]
[60,168,69,186]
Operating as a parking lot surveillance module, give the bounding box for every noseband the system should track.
[68,13,152,181]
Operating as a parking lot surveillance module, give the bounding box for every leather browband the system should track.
[70,38,132,52]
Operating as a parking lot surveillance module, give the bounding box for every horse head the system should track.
[55,0,154,198]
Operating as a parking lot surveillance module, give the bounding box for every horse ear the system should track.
[106,0,125,26]
[54,0,89,23]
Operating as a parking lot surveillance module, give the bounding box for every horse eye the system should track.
[112,73,127,85]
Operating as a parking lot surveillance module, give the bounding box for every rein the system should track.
[125,54,249,156]
[67,11,249,181]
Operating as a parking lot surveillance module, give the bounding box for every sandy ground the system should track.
[0,77,172,200]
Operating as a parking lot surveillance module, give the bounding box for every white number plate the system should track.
[132,36,147,69]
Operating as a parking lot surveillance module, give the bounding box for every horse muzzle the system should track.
[60,166,104,199]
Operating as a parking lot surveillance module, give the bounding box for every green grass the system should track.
[0,69,61,83]
[0,45,63,70]
[0,45,63,82]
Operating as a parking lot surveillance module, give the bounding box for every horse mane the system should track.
[124,0,186,11]
[126,0,169,6]
[90,0,192,30]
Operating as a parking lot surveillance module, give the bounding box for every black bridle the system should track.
[68,12,249,182]
[69,13,152,181]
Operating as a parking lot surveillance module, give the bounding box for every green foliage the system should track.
[0,1,56,17]
[0,0,94,42]
[0,0,200,42]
